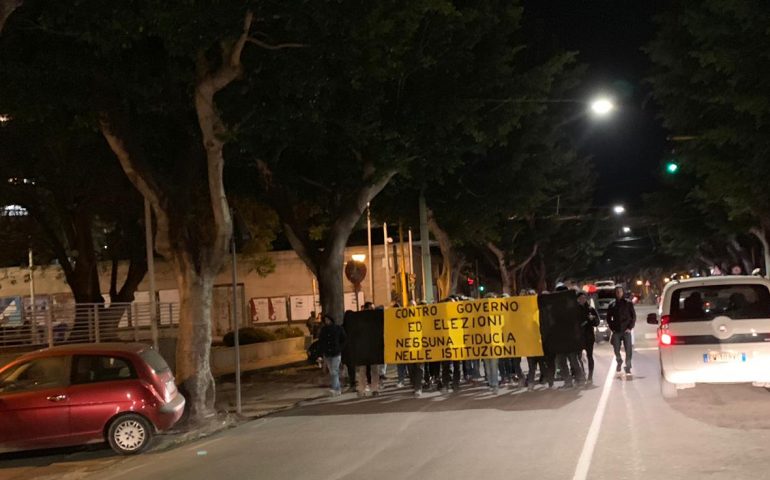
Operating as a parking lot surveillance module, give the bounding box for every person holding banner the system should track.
[577,291,600,383]
[318,314,347,396]
[552,285,586,389]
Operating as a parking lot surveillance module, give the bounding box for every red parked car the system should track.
[0,343,185,455]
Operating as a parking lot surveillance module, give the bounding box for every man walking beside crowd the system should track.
[607,286,636,377]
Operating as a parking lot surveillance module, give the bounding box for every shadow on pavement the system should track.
[0,443,115,469]
[274,381,594,417]
[665,383,770,430]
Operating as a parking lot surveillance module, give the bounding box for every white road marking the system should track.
[572,359,616,480]
[186,437,223,452]
[644,333,657,339]
[96,461,150,480]
[635,347,659,351]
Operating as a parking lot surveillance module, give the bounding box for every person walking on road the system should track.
[607,286,636,377]
[577,291,600,383]
[319,314,347,396]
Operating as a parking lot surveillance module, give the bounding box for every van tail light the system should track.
[659,315,672,346]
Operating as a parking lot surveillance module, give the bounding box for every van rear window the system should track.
[670,284,770,322]
[139,349,171,373]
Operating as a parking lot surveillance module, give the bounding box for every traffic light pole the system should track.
[419,192,435,304]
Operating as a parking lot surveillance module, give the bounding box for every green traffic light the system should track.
[479,285,485,292]
[665,162,679,174]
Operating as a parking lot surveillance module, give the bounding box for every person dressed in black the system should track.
[576,292,600,383]
[318,314,346,396]
[607,286,636,377]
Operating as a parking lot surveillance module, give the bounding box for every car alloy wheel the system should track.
[108,414,153,455]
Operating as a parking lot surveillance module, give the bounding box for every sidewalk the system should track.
[150,363,331,453]
[215,363,332,418]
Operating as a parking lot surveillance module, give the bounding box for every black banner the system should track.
[538,291,584,355]
[343,309,385,366]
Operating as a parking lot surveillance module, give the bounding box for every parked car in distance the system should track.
[0,343,184,455]
[648,276,770,398]
[595,287,617,321]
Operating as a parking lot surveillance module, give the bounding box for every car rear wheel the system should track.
[660,375,678,399]
[107,414,153,455]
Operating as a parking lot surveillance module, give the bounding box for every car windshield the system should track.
[597,290,616,300]
[670,284,770,322]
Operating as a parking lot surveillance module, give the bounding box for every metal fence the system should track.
[0,302,179,348]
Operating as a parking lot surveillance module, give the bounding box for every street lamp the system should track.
[0,114,10,124]
[613,205,626,215]
[589,97,615,117]
[622,226,631,234]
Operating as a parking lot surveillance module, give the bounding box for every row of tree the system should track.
[0,1,603,423]
[644,0,770,274]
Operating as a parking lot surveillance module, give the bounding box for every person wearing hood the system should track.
[318,314,347,396]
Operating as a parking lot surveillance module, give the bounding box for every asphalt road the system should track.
[3,305,770,480]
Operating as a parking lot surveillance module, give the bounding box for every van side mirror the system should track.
[646,313,658,325]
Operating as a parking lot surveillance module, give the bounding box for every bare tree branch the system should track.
[0,0,22,34]
[245,37,305,50]
[98,113,173,258]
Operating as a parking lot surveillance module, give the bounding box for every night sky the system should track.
[523,0,669,210]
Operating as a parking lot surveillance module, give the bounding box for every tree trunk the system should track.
[256,158,396,321]
[317,251,345,324]
[536,254,547,293]
[428,209,464,299]
[174,261,216,421]
[487,242,514,296]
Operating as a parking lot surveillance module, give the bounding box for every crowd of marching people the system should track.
[311,284,635,398]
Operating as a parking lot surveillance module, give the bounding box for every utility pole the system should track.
[366,203,375,303]
[231,230,241,415]
[408,228,416,302]
[419,192,435,304]
[398,224,408,306]
[28,248,36,344]
[383,223,391,304]
[144,198,159,350]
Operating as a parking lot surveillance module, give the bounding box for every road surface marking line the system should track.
[97,462,150,480]
[187,437,223,451]
[644,333,657,339]
[572,359,616,480]
[635,347,659,351]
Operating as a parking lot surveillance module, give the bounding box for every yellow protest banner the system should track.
[384,296,543,363]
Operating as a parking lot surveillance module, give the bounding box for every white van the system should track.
[648,276,770,398]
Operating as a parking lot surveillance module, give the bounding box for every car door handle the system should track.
[46,394,68,402]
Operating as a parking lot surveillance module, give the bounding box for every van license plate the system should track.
[703,352,745,363]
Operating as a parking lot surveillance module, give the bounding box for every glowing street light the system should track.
[0,114,10,124]
[589,97,615,117]
[613,205,626,215]
[622,226,632,234]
